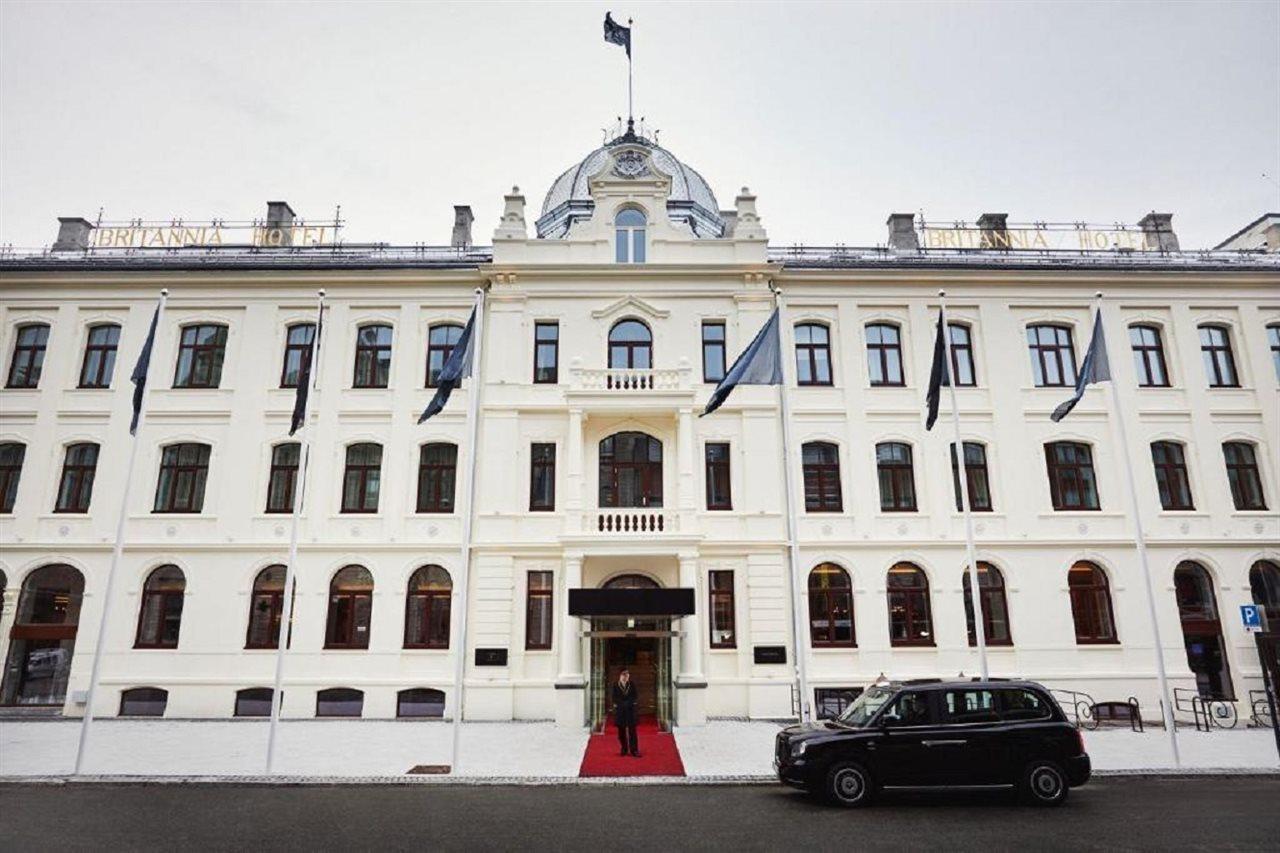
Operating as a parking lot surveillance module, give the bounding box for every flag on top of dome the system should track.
[604,12,631,57]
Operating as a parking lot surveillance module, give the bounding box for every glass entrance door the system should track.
[588,617,675,732]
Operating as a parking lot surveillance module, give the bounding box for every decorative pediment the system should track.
[591,295,670,321]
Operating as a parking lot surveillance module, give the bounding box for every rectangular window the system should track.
[1269,324,1280,383]
[866,323,905,386]
[709,570,736,648]
[1151,441,1194,510]
[942,323,976,387]
[416,443,456,513]
[815,687,864,720]
[353,324,393,389]
[533,322,559,384]
[265,443,301,513]
[154,443,211,513]
[794,324,833,386]
[6,324,49,389]
[0,443,25,513]
[1027,324,1077,387]
[702,321,726,383]
[525,571,553,650]
[876,442,917,512]
[1224,442,1267,510]
[1199,325,1239,387]
[802,442,843,512]
[79,324,120,389]
[55,443,99,513]
[529,443,556,511]
[280,323,316,388]
[173,324,227,389]
[1129,325,1169,388]
[704,442,732,510]
[1045,442,1100,511]
[950,442,993,512]
[342,443,383,513]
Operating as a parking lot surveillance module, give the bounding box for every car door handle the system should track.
[921,739,968,746]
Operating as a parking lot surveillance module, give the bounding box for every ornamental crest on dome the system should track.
[611,149,650,179]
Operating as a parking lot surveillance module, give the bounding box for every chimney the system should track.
[732,188,766,240]
[1138,212,1179,252]
[451,205,474,249]
[494,186,528,241]
[976,213,1009,249]
[886,213,918,251]
[264,201,295,247]
[52,217,94,251]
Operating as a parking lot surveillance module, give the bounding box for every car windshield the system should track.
[836,686,894,727]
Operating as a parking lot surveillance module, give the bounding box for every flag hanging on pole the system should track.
[419,306,477,423]
[129,305,160,435]
[701,309,783,417]
[1051,309,1110,422]
[604,12,631,57]
[924,309,948,431]
[289,309,323,436]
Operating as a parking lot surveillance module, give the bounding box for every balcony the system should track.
[583,509,678,534]
[565,360,696,412]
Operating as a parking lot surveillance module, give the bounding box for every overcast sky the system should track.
[1,0,1277,250]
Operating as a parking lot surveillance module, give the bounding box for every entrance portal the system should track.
[586,573,675,731]
[1174,561,1234,700]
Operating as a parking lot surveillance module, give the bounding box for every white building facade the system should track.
[1,125,1279,728]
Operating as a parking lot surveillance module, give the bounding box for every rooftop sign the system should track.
[87,221,337,249]
[919,222,1160,252]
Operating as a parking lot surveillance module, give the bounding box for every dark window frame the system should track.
[701,321,726,383]
[1199,324,1239,388]
[55,442,99,513]
[887,563,934,647]
[325,566,373,650]
[1223,441,1267,510]
[808,563,855,648]
[265,443,301,514]
[134,565,185,650]
[866,323,905,387]
[234,687,276,717]
[119,687,168,717]
[153,443,211,513]
[78,323,121,389]
[962,563,1013,647]
[341,443,383,514]
[397,687,445,718]
[1129,324,1170,388]
[1268,324,1280,384]
[1027,324,1077,388]
[404,565,451,650]
[802,441,843,512]
[943,322,977,387]
[172,323,228,389]
[704,442,732,511]
[6,323,50,389]
[1151,441,1194,511]
[614,207,646,264]
[533,321,559,384]
[950,441,993,512]
[598,431,663,508]
[279,322,316,389]
[876,441,918,512]
[416,442,457,514]
[315,687,364,717]
[0,442,24,513]
[1068,561,1119,644]
[352,323,393,389]
[529,443,556,512]
[525,570,553,651]
[607,319,652,370]
[426,323,464,388]
[794,322,833,386]
[1045,441,1100,511]
[245,565,292,650]
[708,569,736,649]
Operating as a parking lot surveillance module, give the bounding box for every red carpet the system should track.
[579,718,686,777]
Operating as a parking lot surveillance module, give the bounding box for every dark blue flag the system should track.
[701,309,783,417]
[129,305,160,435]
[924,309,948,431]
[604,12,631,57]
[419,305,477,423]
[289,309,322,436]
[1051,309,1111,422]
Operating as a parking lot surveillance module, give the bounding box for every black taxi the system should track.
[774,679,1091,807]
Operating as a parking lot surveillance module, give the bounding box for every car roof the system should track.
[883,678,1048,692]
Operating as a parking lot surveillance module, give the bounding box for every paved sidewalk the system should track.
[2,718,1277,780]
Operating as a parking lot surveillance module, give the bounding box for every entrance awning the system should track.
[568,587,695,617]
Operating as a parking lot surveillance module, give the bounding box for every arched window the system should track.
[79,323,121,389]
[246,565,294,649]
[325,566,373,649]
[398,687,446,718]
[876,442,917,512]
[808,563,855,647]
[1068,561,1117,644]
[886,563,933,647]
[426,324,464,388]
[234,687,276,717]
[173,323,228,388]
[316,687,364,717]
[119,687,168,717]
[1250,560,1280,612]
[801,441,842,512]
[865,323,904,386]
[1223,441,1266,511]
[608,319,652,369]
[603,573,661,589]
[0,564,85,706]
[417,443,458,513]
[55,442,99,513]
[135,565,185,649]
[341,443,382,513]
[154,443,211,513]
[280,322,316,388]
[794,323,832,386]
[352,323,393,388]
[405,565,452,649]
[6,323,50,389]
[0,442,24,513]
[1026,324,1076,387]
[615,207,646,263]
[599,432,663,508]
[1174,560,1233,699]
[962,563,1012,646]
[1151,441,1194,510]
[1129,324,1169,387]
[265,443,301,513]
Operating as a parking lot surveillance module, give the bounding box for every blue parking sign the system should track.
[1240,604,1263,632]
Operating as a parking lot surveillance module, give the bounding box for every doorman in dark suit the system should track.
[612,668,641,757]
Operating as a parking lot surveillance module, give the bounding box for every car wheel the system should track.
[824,761,873,808]
[1021,761,1069,807]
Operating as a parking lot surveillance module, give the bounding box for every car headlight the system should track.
[791,740,808,758]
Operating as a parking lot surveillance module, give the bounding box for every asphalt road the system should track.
[1,776,1276,851]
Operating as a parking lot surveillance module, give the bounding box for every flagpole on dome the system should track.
[74,288,168,776]
[1090,292,1181,766]
[265,288,325,774]
[603,12,634,123]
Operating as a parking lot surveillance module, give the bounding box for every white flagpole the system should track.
[266,289,325,774]
[773,288,813,723]
[449,287,488,772]
[1094,291,1180,766]
[939,291,988,679]
[74,288,168,776]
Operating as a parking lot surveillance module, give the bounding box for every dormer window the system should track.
[615,208,646,263]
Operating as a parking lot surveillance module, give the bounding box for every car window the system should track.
[999,688,1051,721]
[880,691,930,727]
[943,689,999,724]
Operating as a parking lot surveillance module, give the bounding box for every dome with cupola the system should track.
[536,119,726,239]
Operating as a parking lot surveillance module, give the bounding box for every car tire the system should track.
[1021,761,1069,807]
[824,761,874,808]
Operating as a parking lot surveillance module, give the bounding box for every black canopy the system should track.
[568,587,695,617]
